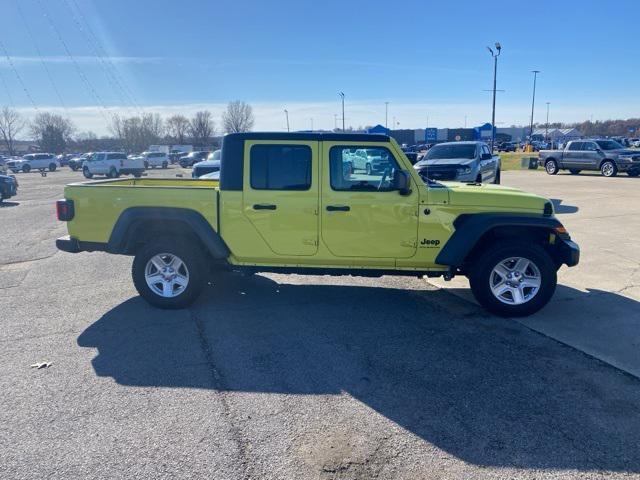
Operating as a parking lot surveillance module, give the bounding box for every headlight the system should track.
[457,166,472,174]
[619,155,634,162]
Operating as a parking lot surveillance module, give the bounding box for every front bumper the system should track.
[556,238,580,267]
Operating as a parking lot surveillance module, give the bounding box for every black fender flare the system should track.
[435,213,562,267]
[107,207,230,259]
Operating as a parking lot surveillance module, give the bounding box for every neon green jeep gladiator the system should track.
[56,133,579,317]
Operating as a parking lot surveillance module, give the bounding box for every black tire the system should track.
[132,238,206,309]
[144,161,149,169]
[569,169,581,175]
[600,160,617,177]
[162,161,168,169]
[108,167,118,178]
[627,170,639,177]
[22,164,31,173]
[133,170,143,178]
[494,168,501,184]
[468,241,557,317]
[544,159,558,175]
[82,166,93,179]
[475,174,482,183]
[49,163,57,172]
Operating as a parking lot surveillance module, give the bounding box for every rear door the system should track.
[242,141,319,256]
[321,142,418,259]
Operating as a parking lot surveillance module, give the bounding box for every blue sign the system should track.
[425,128,437,141]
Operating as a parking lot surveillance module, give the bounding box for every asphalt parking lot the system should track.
[2,167,640,479]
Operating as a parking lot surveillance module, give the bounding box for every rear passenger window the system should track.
[108,153,126,160]
[568,142,583,151]
[250,145,312,190]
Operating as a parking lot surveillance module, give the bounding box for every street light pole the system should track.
[529,70,540,143]
[284,109,289,132]
[338,92,345,131]
[545,102,550,143]
[487,42,501,152]
[385,102,389,129]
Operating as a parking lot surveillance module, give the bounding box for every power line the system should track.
[67,0,143,115]
[35,0,112,123]
[0,69,15,107]
[14,0,67,112]
[0,39,38,111]
[62,0,138,115]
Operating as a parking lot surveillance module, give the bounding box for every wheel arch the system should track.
[107,207,230,259]
[435,213,565,271]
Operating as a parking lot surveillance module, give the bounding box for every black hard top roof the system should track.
[224,132,391,143]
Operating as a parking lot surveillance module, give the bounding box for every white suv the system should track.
[7,153,59,173]
[141,151,169,169]
[83,152,145,179]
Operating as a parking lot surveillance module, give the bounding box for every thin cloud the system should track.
[0,56,163,66]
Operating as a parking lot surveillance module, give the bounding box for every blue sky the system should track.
[0,0,638,134]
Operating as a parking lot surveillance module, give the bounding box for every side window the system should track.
[330,146,400,192]
[250,144,312,190]
[568,142,583,151]
[482,145,491,156]
[583,142,597,151]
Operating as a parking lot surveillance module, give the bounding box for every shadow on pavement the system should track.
[78,273,640,472]
[0,201,19,208]
[550,198,579,214]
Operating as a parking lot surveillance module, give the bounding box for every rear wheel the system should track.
[82,166,93,179]
[544,159,558,175]
[600,160,617,177]
[133,170,143,178]
[144,161,149,169]
[108,167,118,178]
[468,241,557,317]
[132,238,206,309]
[569,169,581,175]
[22,164,31,173]
[49,163,57,172]
[162,161,168,169]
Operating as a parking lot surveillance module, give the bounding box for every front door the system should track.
[242,141,319,256]
[321,143,419,259]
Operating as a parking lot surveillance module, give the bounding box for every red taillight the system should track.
[56,199,74,221]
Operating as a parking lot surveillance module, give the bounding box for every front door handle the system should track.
[326,205,350,212]
[253,204,277,210]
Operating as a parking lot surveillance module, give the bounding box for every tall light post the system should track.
[487,42,501,152]
[545,102,550,143]
[385,102,389,129]
[529,70,540,143]
[338,92,345,131]
[284,109,290,132]
[334,114,338,130]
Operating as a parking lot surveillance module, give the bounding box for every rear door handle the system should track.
[326,205,350,212]
[253,204,277,210]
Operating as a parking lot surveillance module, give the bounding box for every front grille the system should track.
[420,165,458,180]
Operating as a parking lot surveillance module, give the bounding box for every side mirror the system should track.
[394,170,412,196]
[481,153,492,160]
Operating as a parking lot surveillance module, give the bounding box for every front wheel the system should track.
[468,241,557,317]
[162,161,168,169]
[83,167,93,179]
[600,160,617,177]
[49,163,57,172]
[132,238,206,309]
[22,164,31,173]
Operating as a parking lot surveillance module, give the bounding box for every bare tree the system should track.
[190,111,214,147]
[109,113,164,153]
[222,101,254,134]
[30,112,74,154]
[0,107,25,155]
[166,114,190,144]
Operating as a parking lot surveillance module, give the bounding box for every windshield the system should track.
[425,144,476,160]
[595,140,623,150]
